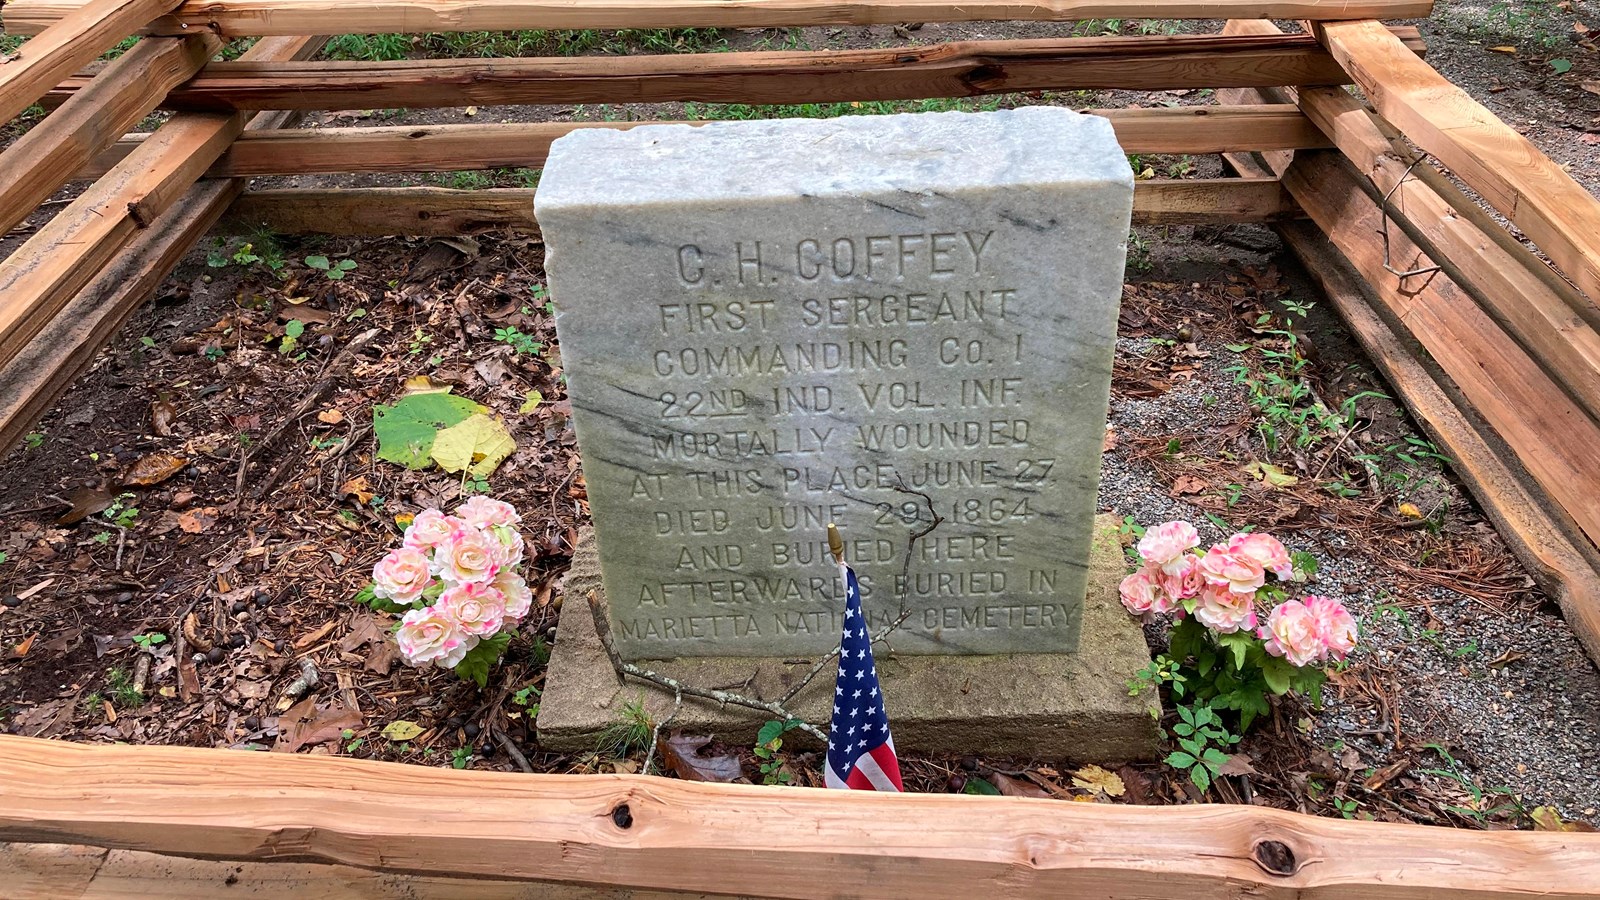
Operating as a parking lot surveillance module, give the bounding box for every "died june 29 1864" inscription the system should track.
[537,109,1133,658]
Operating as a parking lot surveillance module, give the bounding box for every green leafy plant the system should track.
[103,492,139,528]
[23,432,43,449]
[1419,743,1526,826]
[280,319,305,355]
[754,719,803,785]
[106,666,142,707]
[1164,701,1239,792]
[597,696,653,758]
[306,254,357,281]
[131,632,166,651]
[493,326,544,357]
[451,746,474,769]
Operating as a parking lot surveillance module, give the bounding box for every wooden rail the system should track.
[45,33,1366,112]
[0,736,1596,899]
[77,107,1331,180]
[1316,20,1600,305]
[0,37,326,457]
[214,179,1297,236]
[0,34,217,239]
[0,0,1438,36]
[0,0,181,126]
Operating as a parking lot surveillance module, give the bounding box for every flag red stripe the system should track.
[844,766,876,791]
[867,743,904,791]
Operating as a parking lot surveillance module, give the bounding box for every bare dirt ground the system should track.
[1,3,1598,826]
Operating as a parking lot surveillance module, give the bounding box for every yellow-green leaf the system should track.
[519,390,543,415]
[381,720,422,741]
[431,414,515,477]
[1244,461,1299,488]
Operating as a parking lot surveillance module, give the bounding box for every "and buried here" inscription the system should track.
[537,109,1133,658]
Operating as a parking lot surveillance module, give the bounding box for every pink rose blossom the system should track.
[1193,582,1257,634]
[1119,570,1161,616]
[371,547,433,606]
[495,571,533,626]
[396,605,477,668]
[489,524,525,568]
[1155,552,1205,601]
[1259,600,1326,667]
[434,527,503,584]
[1198,546,1266,596]
[403,509,462,555]
[1305,595,1358,660]
[1228,532,1294,580]
[435,581,508,638]
[457,496,521,529]
[1137,521,1201,575]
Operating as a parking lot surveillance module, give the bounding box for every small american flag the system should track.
[824,561,904,791]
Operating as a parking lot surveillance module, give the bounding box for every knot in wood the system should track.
[611,803,634,830]
[1251,839,1298,876]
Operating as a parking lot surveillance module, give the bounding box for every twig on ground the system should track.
[491,727,533,773]
[777,475,942,705]
[642,686,683,776]
[236,327,380,497]
[586,591,827,743]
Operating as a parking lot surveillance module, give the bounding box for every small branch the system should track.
[641,687,683,776]
[236,327,380,497]
[490,727,533,774]
[586,592,826,743]
[779,474,940,706]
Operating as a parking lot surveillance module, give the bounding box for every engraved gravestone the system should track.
[537,108,1133,661]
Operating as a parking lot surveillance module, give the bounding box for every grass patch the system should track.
[323,28,725,61]
[680,96,1012,122]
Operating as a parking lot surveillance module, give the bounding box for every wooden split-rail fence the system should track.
[3,1,1600,895]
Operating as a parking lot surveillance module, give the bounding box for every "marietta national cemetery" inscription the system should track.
[537,110,1133,658]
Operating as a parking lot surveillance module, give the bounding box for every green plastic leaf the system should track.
[374,391,482,469]
[1551,58,1573,74]
[1262,657,1293,695]
[382,720,423,741]
[1224,343,1252,353]
[1218,631,1253,670]
[431,413,515,477]
[962,776,1001,795]
[454,632,512,688]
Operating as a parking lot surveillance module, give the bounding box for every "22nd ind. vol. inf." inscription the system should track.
[538,109,1133,658]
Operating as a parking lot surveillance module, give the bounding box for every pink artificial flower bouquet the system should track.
[1120,519,1358,730]
[357,496,531,686]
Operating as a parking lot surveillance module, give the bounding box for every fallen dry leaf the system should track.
[1102,428,1119,452]
[12,633,37,658]
[1169,473,1208,497]
[294,619,338,650]
[177,507,218,534]
[990,772,1051,798]
[275,698,363,753]
[340,475,375,504]
[56,485,113,525]
[1533,806,1598,832]
[1216,753,1258,777]
[381,720,424,741]
[1072,764,1127,798]
[318,408,345,425]
[656,731,743,782]
[121,452,187,487]
[150,396,177,437]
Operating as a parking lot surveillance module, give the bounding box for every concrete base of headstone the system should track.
[536,514,1160,761]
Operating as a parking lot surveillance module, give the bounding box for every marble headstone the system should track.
[537,108,1133,660]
